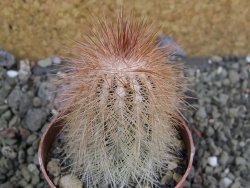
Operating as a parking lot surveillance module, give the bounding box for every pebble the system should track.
[23,108,48,131]
[219,177,233,188]
[51,56,62,65]
[26,134,37,144]
[47,159,61,177]
[59,174,83,188]
[228,70,239,84]
[19,128,30,140]
[37,57,52,67]
[219,93,229,106]
[210,55,222,62]
[230,181,241,188]
[6,70,18,78]
[8,115,19,127]
[168,161,178,170]
[196,107,207,119]
[2,110,12,121]
[0,127,18,138]
[1,146,17,159]
[0,105,8,114]
[38,82,56,104]
[0,49,15,68]
[245,55,250,63]
[207,156,218,167]
[18,150,26,163]
[235,157,246,166]
[7,87,21,114]
[21,166,31,182]
[0,182,14,188]
[219,151,229,166]
[160,172,173,185]
[32,97,42,107]
[0,82,12,98]
[18,60,31,84]
[27,163,39,175]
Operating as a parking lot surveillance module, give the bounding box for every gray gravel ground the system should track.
[0,48,249,188]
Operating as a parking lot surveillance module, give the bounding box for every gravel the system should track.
[184,56,250,188]
[0,49,249,187]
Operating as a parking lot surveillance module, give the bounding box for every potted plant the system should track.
[39,12,194,188]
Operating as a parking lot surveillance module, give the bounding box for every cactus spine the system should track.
[58,12,185,188]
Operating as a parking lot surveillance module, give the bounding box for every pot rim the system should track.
[38,116,195,188]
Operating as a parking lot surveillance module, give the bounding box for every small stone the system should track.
[5,138,17,145]
[1,146,17,159]
[168,161,178,170]
[19,128,30,140]
[23,108,48,131]
[27,146,35,156]
[219,177,233,188]
[192,184,203,188]
[18,179,28,187]
[187,166,195,180]
[19,91,32,117]
[37,57,52,67]
[32,97,42,107]
[196,107,207,119]
[207,156,218,167]
[38,82,56,104]
[0,105,8,114]
[6,70,18,78]
[18,150,26,163]
[8,116,19,127]
[230,181,241,188]
[183,181,191,188]
[0,49,15,68]
[51,56,61,64]
[211,55,222,62]
[219,93,229,106]
[235,157,246,165]
[18,60,31,84]
[160,172,173,185]
[47,159,61,177]
[7,87,21,114]
[0,182,14,188]
[59,174,83,188]
[33,153,39,165]
[21,166,31,182]
[245,55,250,63]
[27,163,39,175]
[0,127,18,138]
[31,174,40,185]
[26,134,37,144]
[0,118,8,128]
[219,151,229,165]
[2,110,12,121]
[0,82,12,98]
[228,70,239,84]
[25,185,33,188]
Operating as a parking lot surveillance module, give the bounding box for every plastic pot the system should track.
[39,117,195,188]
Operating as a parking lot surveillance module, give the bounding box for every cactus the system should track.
[57,12,186,188]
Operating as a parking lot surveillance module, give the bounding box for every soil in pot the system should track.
[46,131,188,188]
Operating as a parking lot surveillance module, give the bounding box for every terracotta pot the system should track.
[39,117,195,188]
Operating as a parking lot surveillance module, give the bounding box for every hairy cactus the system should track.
[57,12,186,188]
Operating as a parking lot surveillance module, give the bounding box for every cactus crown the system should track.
[58,11,185,188]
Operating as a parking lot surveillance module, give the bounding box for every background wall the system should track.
[0,0,249,59]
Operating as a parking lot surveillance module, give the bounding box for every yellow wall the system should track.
[0,0,249,59]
